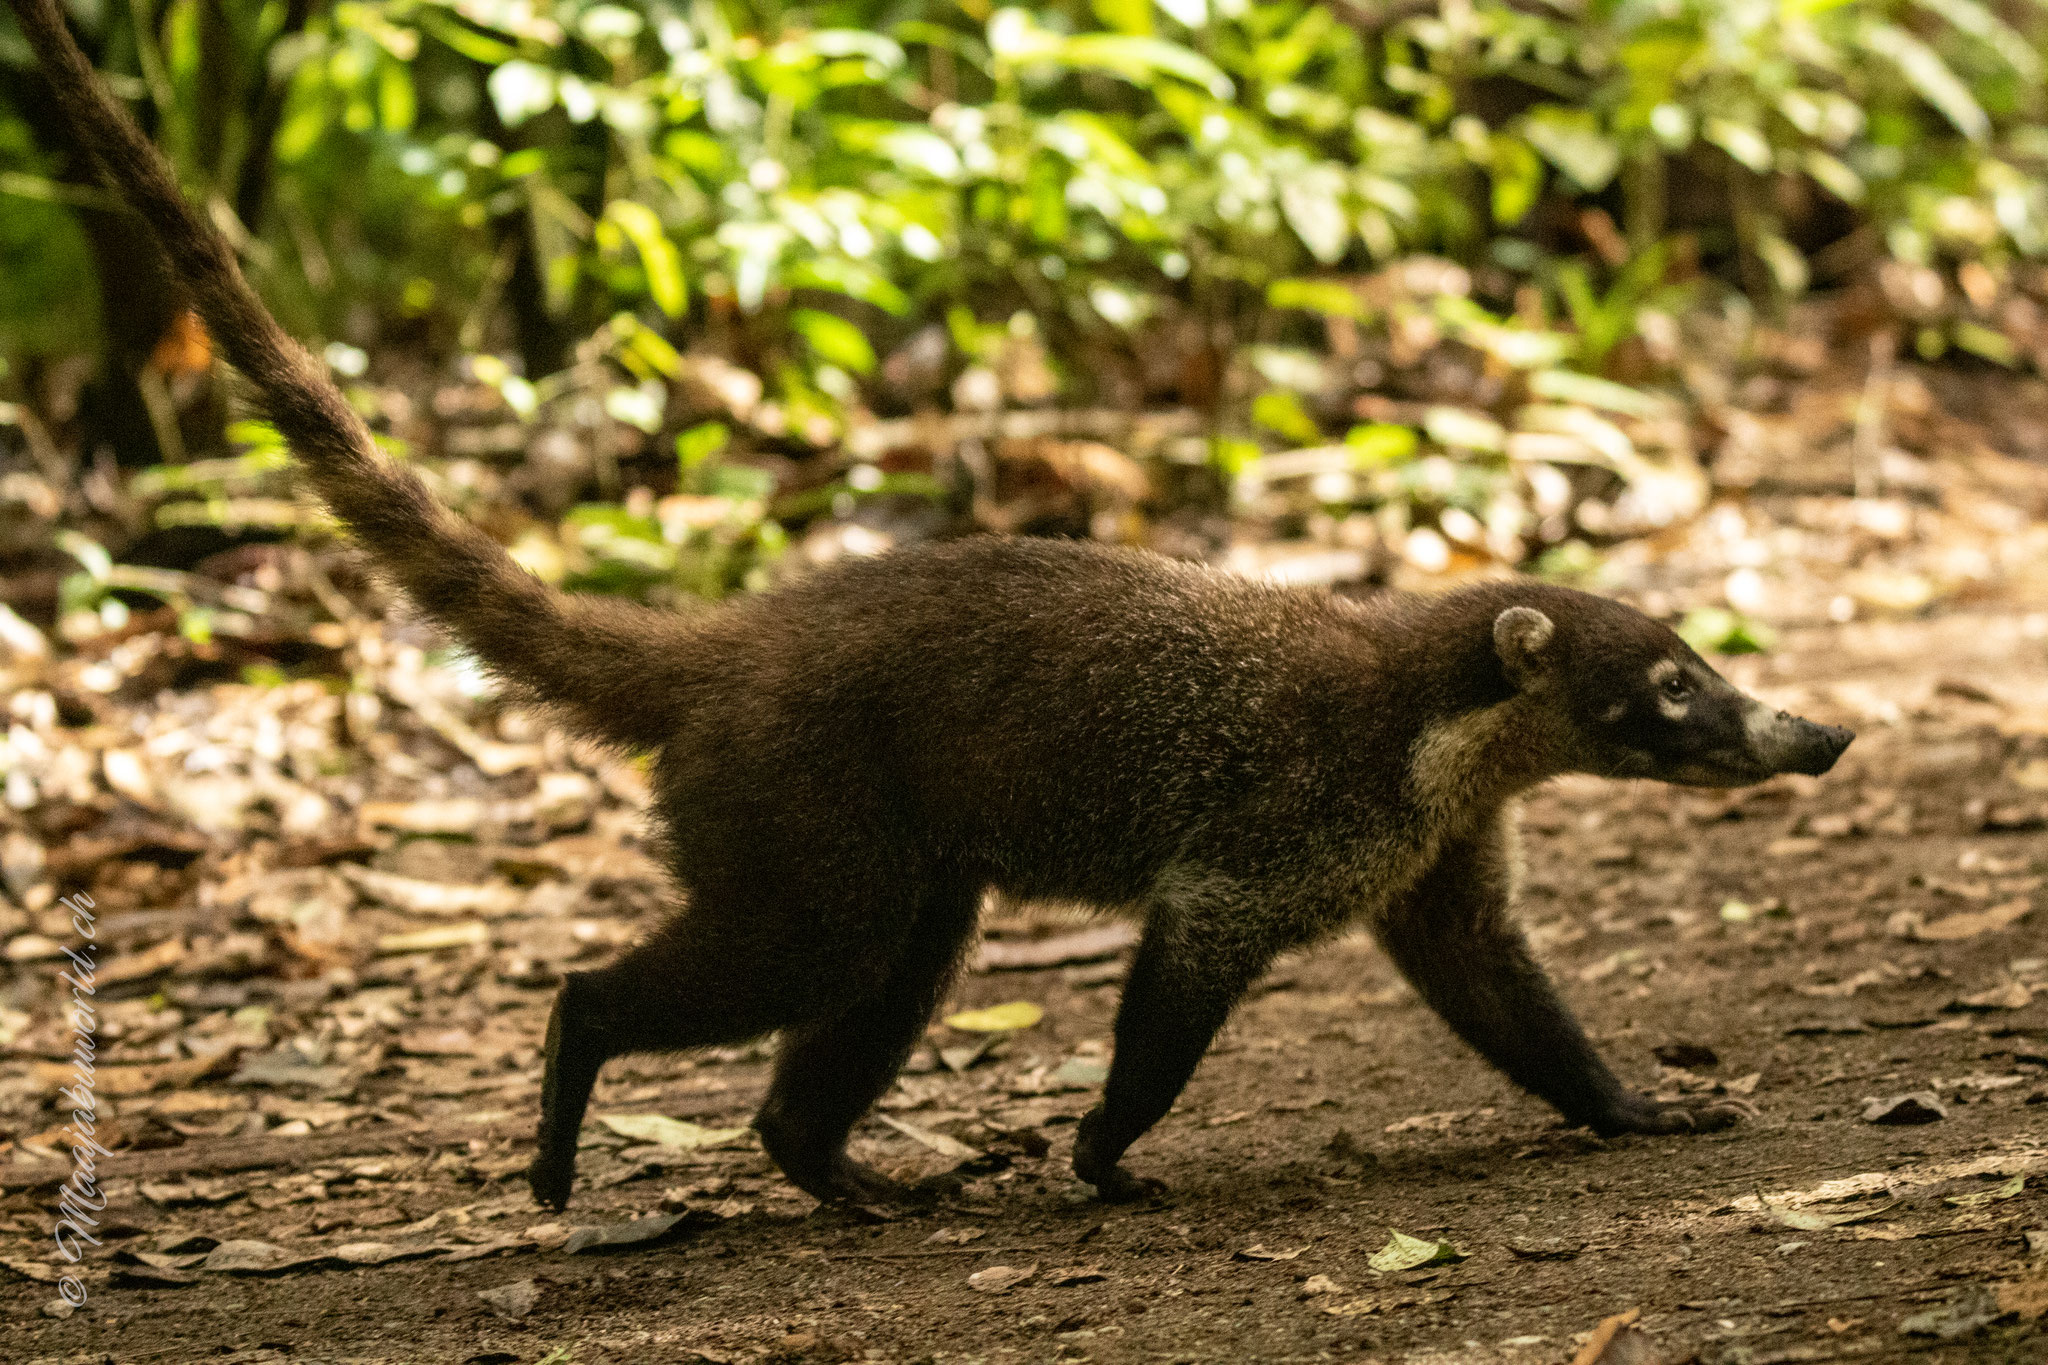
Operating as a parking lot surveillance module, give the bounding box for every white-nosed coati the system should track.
[13,0,1856,1211]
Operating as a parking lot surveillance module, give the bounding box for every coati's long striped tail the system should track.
[9,0,691,751]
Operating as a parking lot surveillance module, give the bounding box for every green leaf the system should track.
[1521,108,1619,193]
[1704,119,1774,174]
[1040,112,1153,180]
[711,464,777,501]
[1912,0,2041,83]
[377,61,416,132]
[1267,279,1366,319]
[177,607,215,645]
[1091,0,1153,36]
[1803,151,1864,204]
[1252,391,1323,446]
[791,310,877,375]
[944,1001,1045,1032]
[1051,1056,1110,1086]
[1527,370,1666,419]
[1060,34,1234,98]
[1278,164,1351,264]
[1489,136,1545,226]
[605,201,686,318]
[1677,608,1776,656]
[786,260,911,316]
[1345,424,1418,467]
[990,10,1233,98]
[801,30,907,71]
[1422,407,1506,454]
[1367,1230,1467,1273]
[54,530,112,581]
[1755,234,1810,297]
[1212,438,1263,477]
[486,61,556,127]
[676,422,730,471]
[1863,23,1988,141]
[1952,321,2017,366]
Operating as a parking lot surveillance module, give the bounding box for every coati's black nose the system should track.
[1786,719,1854,776]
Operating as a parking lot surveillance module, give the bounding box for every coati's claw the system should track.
[1591,1094,1752,1137]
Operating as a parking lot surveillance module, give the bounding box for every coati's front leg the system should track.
[1074,873,1286,1201]
[1374,821,1745,1137]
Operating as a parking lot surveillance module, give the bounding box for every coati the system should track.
[12,0,1855,1211]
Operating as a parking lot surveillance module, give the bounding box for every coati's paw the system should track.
[1071,1108,1167,1202]
[1591,1094,1755,1138]
[1083,1165,1169,1204]
[527,1152,577,1211]
[797,1155,940,1211]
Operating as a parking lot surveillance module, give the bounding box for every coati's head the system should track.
[1491,593,1853,788]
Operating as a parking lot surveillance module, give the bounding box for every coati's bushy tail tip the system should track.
[8,0,686,752]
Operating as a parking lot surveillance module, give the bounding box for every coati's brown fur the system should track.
[14,0,1855,1210]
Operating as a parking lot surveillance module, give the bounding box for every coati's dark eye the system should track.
[1661,674,1690,700]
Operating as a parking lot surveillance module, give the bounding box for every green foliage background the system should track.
[3,0,2046,608]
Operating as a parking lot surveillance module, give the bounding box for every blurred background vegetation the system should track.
[4,0,2048,660]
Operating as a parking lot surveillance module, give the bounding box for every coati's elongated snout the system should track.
[1493,603,1853,788]
[1737,705,1855,779]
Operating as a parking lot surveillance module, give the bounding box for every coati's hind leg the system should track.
[528,927,786,1210]
[754,883,981,1207]
[1374,820,1748,1138]
[528,890,893,1211]
[1074,872,1285,1202]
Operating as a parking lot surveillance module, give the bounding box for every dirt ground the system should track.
[0,601,2044,1365]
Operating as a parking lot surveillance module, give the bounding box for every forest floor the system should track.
[8,355,2048,1363]
[4,606,2048,1365]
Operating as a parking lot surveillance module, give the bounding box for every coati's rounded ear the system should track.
[1493,606,1554,687]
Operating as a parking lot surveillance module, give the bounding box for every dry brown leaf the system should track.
[875,1114,981,1160]
[1954,982,2033,1011]
[98,936,188,987]
[977,922,1138,971]
[38,1047,236,1097]
[375,921,490,954]
[359,798,491,835]
[2003,1274,2048,1322]
[967,1263,1036,1293]
[1908,896,2023,941]
[494,834,663,884]
[1234,1244,1307,1262]
[340,865,527,918]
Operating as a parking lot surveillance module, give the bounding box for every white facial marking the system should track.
[1601,700,1627,723]
[1648,659,1681,685]
[1744,699,1783,745]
